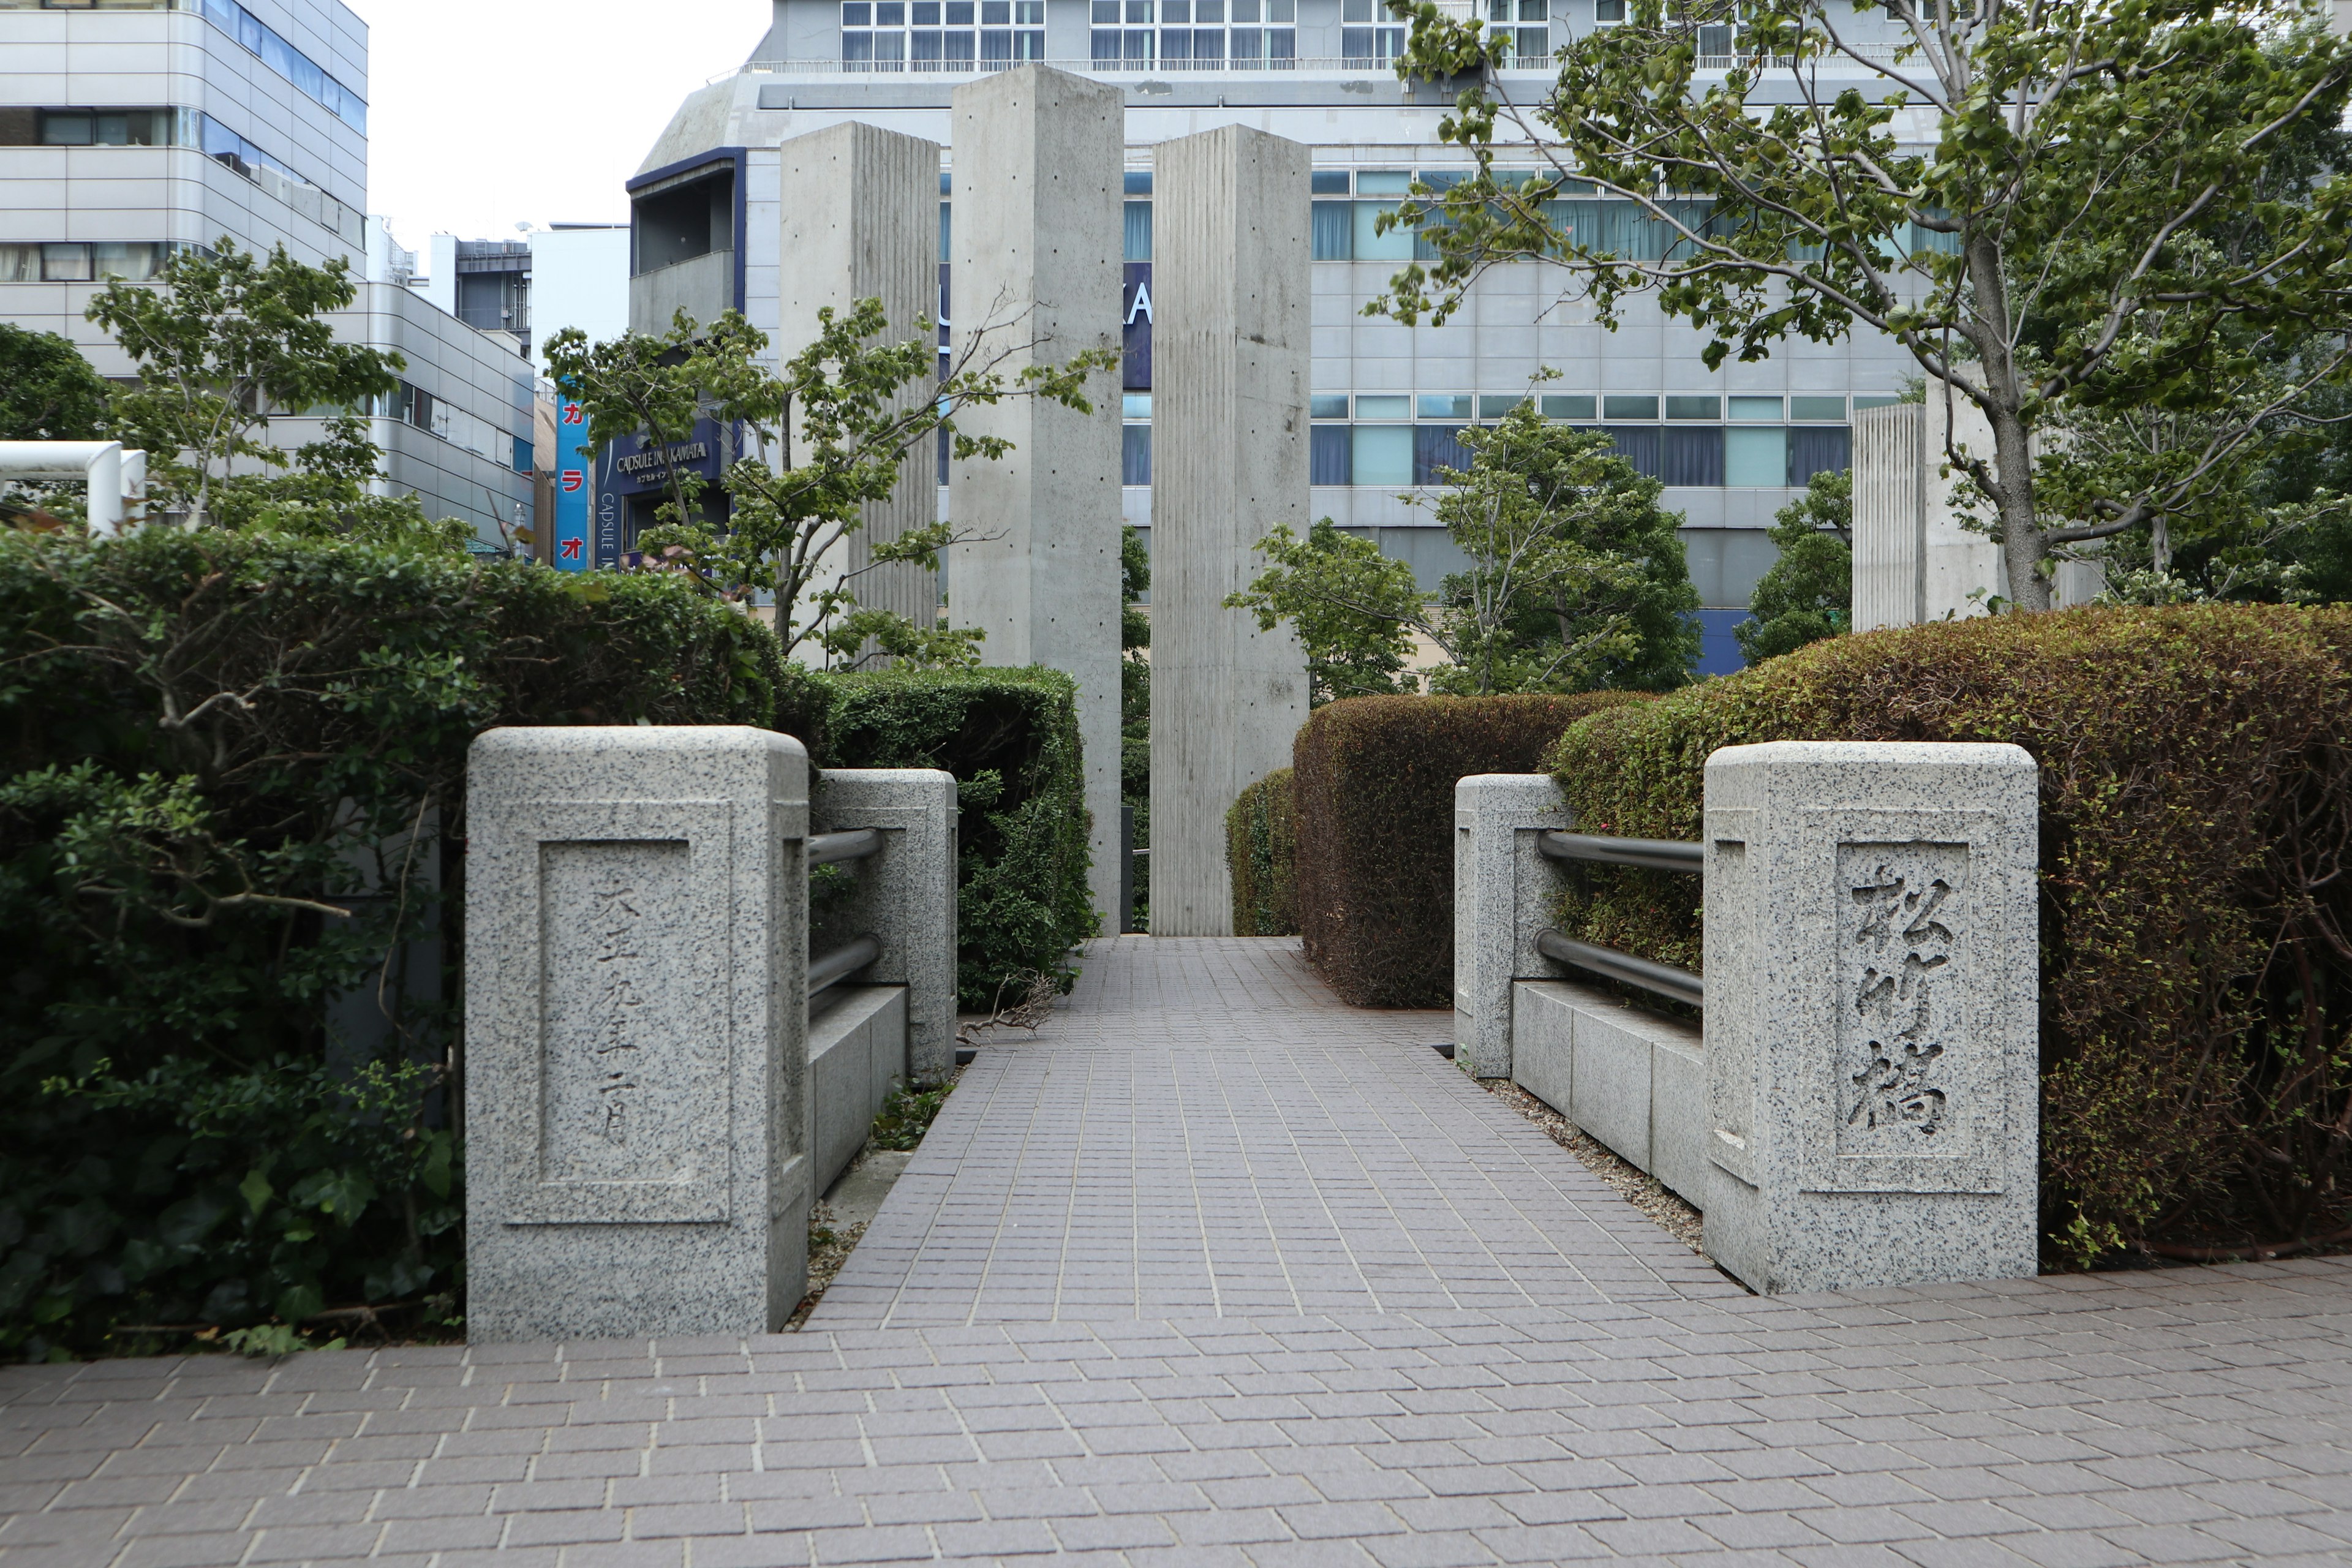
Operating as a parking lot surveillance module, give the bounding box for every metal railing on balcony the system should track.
[457,304,529,333]
[1532,827,1704,1008]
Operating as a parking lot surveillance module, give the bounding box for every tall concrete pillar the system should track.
[1148,126,1312,936]
[946,66,1125,927]
[777,120,941,652]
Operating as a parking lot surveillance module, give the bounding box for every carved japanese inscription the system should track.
[1836,841,1969,1156]
[540,840,695,1185]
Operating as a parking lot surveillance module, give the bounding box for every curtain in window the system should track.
[1414,424,1472,484]
[1662,426,1724,487]
[1311,201,1352,260]
[1122,424,1152,486]
[1311,425,1352,486]
[1123,200,1153,262]
[1605,425,1660,478]
[1787,424,1851,486]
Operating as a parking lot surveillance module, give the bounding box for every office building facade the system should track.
[628,1,1924,669]
[0,0,533,542]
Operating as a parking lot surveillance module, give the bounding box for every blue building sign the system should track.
[551,390,591,571]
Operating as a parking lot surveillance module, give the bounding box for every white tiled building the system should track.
[627,0,1924,670]
[0,0,533,542]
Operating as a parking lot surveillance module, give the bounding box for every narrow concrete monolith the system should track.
[464,727,812,1340]
[777,120,943,647]
[1702,741,2040,1294]
[946,65,1125,927]
[1148,126,1312,935]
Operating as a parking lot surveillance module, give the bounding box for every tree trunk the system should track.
[1962,235,2051,612]
[1988,403,2051,612]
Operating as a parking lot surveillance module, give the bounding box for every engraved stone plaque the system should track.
[539,840,709,1187]
[1836,840,1969,1159]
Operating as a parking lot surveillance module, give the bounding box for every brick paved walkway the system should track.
[4,938,2350,1567]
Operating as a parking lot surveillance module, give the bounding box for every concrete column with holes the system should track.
[775,120,943,649]
[1147,124,1313,935]
[464,726,811,1340]
[1702,740,2040,1294]
[945,64,1126,928]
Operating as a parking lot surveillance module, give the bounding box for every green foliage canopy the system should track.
[0,529,782,1359]
[0,323,108,443]
[1230,405,1698,694]
[1740,469,1853,663]
[544,300,1117,668]
[86,240,413,538]
[1379,0,2352,610]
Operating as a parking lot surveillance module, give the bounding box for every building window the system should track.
[1351,423,1412,487]
[1788,424,1852,486]
[1484,0,1549,61]
[1662,425,1724,486]
[0,240,183,283]
[1724,426,1785,486]
[1094,0,1293,67]
[845,0,1039,69]
[1122,423,1152,485]
[1341,0,1404,66]
[0,107,359,244]
[1413,424,1472,484]
[1310,424,1352,485]
[192,0,367,132]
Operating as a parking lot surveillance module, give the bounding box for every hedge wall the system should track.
[779,665,1095,1010]
[1294,693,1654,1006]
[0,530,782,1360]
[1227,767,1298,937]
[1545,605,2352,1265]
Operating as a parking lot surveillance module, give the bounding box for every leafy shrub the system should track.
[869,1079,952,1151]
[1227,768,1298,937]
[1293,692,1654,1006]
[785,666,1094,1008]
[0,530,782,1359]
[1545,605,2352,1264]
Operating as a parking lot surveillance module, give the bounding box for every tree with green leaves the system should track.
[0,324,108,443]
[1739,469,1853,663]
[1380,0,2352,611]
[1231,404,1698,695]
[544,301,1117,668]
[1221,519,1419,706]
[86,240,407,534]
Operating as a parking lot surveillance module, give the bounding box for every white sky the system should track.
[353,0,771,249]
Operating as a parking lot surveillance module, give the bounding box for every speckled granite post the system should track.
[812,768,958,1084]
[1452,774,1572,1076]
[1702,741,2040,1294]
[464,727,811,1341]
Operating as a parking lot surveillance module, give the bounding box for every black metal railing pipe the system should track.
[1534,928,1705,1009]
[808,828,883,868]
[808,932,882,996]
[1537,829,1703,873]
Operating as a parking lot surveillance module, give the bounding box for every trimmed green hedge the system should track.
[1545,605,2352,1265]
[1227,768,1298,937]
[778,665,1095,1010]
[1294,692,1654,1007]
[0,530,782,1360]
